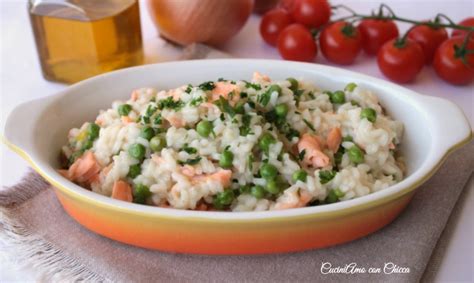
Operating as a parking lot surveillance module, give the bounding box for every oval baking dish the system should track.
[2,59,472,254]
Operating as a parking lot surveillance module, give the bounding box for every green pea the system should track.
[128,143,146,160]
[212,197,225,210]
[133,184,151,204]
[326,188,344,204]
[345,82,357,92]
[213,190,235,209]
[260,163,278,180]
[348,145,364,164]
[127,164,141,179]
[87,123,100,141]
[118,104,132,116]
[334,188,345,198]
[292,170,307,182]
[330,90,346,104]
[287,77,299,92]
[259,133,276,153]
[139,127,155,140]
[275,103,289,117]
[326,190,338,204]
[250,185,265,199]
[196,120,212,137]
[360,108,377,123]
[319,170,336,184]
[265,179,280,194]
[150,136,166,152]
[218,190,235,205]
[219,150,234,168]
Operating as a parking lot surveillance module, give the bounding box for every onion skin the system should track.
[147,0,254,46]
[254,0,280,14]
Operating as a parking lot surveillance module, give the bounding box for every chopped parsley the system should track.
[182,144,197,154]
[239,114,253,136]
[303,118,316,131]
[298,149,306,161]
[277,153,283,161]
[190,96,204,106]
[351,100,360,107]
[262,109,299,141]
[263,109,278,123]
[142,116,150,124]
[240,92,248,98]
[247,155,254,171]
[286,128,300,140]
[214,96,236,117]
[157,97,184,110]
[198,81,215,91]
[258,92,271,107]
[342,135,353,142]
[245,81,262,90]
[185,84,193,94]
[258,85,281,107]
[293,89,305,106]
[178,156,202,165]
[153,114,162,125]
[334,147,345,166]
[319,170,336,184]
[146,105,157,116]
[307,92,316,99]
[234,101,245,114]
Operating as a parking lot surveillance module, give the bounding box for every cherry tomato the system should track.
[377,38,425,83]
[451,17,474,40]
[408,24,448,64]
[260,8,294,46]
[277,23,317,61]
[357,19,399,55]
[290,0,331,28]
[319,21,362,65]
[279,0,296,11]
[433,37,474,85]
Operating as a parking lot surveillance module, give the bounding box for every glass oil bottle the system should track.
[29,0,143,84]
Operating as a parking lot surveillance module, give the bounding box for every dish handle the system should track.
[1,95,56,154]
[422,95,472,159]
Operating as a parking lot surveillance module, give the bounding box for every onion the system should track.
[146,0,254,46]
[253,0,280,14]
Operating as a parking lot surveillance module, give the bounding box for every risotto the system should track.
[59,72,404,211]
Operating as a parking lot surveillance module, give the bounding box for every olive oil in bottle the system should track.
[29,0,143,84]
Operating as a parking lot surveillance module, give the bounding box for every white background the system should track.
[1,0,473,281]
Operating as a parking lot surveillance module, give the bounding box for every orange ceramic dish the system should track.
[2,60,472,254]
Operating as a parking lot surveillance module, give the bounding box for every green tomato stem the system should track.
[330,3,474,32]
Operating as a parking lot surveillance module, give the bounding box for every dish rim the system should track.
[2,59,472,221]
